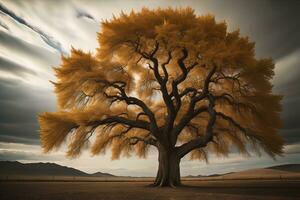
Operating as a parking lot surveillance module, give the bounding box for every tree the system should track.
[38,8,283,187]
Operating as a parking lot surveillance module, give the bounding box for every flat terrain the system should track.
[0,180,299,200]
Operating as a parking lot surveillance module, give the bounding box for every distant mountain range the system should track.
[0,161,299,178]
[0,161,115,177]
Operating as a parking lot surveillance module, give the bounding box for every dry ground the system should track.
[0,180,299,200]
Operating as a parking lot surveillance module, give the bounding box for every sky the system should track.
[0,0,300,177]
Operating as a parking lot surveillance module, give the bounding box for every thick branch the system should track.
[172,48,198,110]
[177,95,216,158]
[172,64,217,141]
[161,50,172,82]
[89,116,150,131]
[100,80,159,134]
[172,106,207,143]
[133,40,175,134]
[102,126,158,147]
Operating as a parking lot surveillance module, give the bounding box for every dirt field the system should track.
[0,180,299,200]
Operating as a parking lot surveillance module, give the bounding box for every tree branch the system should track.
[89,116,150,131]
[211,72,247,96]
[215,112,246,132]
[214,93,256,113]
[161,50,172,82]
[172,64,217,142]
[97,79,160,136]
[133,40,176,134]
[177,95,216,158]
[128,136,158,147]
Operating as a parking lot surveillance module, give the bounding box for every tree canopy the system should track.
[39,7,283,186]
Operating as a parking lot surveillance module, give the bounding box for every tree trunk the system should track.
[153,147,181,187]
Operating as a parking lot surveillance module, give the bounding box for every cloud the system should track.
[284,143,300,154]
[0,149,60,161]
[280,129,300,145]
[273,49,300,90]
[76,9,96,21]
[0,2,65,54]
[272,49,300,144]
[0,30,59,90]
[199,0,300,60]
[0,135,39,145]
[0,55,36,77]
[0,142,63,161]
[0,19,9,30]
[0,78,55,144]
[0,30,60,73]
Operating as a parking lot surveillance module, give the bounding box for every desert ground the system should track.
[0,180,299,200]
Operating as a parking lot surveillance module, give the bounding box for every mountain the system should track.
[214,164,300,179]
[0,161,114,177]
[266,164,300,173]
[186,164,300,178]
[91,172,115,177]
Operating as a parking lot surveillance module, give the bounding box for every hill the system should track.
[215,164,300,179]
[0,161,114,177]
[186,164,300,178]
[91,172,115,177]
[267,164,300,173]
[228,164,300,176]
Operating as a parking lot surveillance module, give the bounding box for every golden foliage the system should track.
[39,112,76,153]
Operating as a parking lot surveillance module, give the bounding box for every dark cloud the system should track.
[201,0,300,60]
[0,79,55,145]
[76,9,96,21]
[0,56,36,77]
[280,129,300,145]
[272,52,300,144]
[0,2,66,54]
[281,97,300,133]
[0,124,40,145]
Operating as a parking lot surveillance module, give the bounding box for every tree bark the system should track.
[153,147,181,187]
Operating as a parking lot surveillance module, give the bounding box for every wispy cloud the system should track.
[0,55,36,77]
[0,19,9,30]
[0,2,65,54]
[76,9,96,21]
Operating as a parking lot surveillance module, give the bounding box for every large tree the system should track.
[39,8,283,187]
